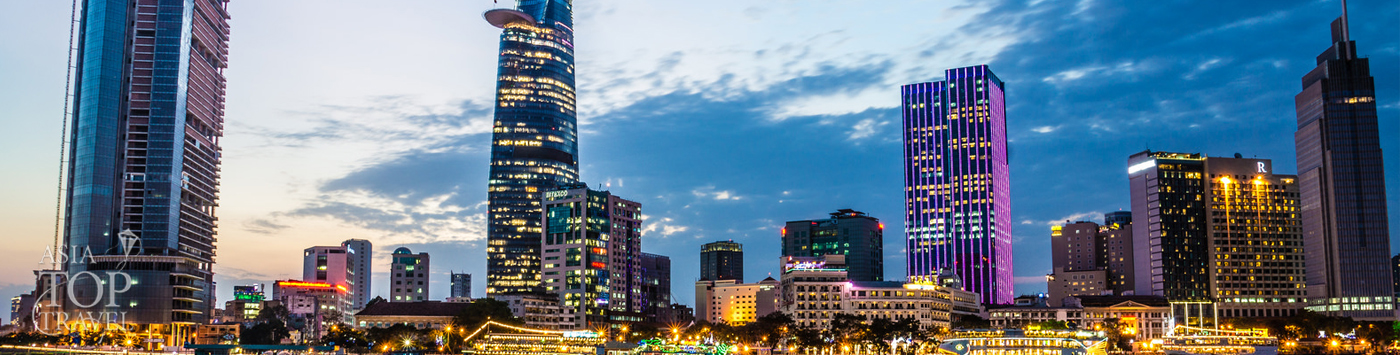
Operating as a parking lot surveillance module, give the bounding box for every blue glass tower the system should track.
[901,65,1013,305]
[57,0,229,339]
[483,0,579,296]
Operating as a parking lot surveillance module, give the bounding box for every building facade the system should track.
[451,273,472,299]
[273,280,351,340]
[342,239,373,310]
[222,285,264,323]
[783,209,884,282]
[390,248,431,302]
[902,65,1013,305]
[639,253,671,323]
[495,294,576,330]
[1294,14,1396,321]
[354,301,472,330]
[701,240,744,282]
[58,0,231,336]
[483,0,581,297]
[1047,216,1135,305]
[1129,152,1308,318]
[695,278,779,325]
[540,184,642,328]
[988,296,1170,341]
[780,255,980,330]
[303,246,355,304]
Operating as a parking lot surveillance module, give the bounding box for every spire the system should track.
[1340,0,1350,45]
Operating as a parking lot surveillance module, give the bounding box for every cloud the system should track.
[1014,275,1048,285]
[1031,125,1059,134]
[691,186,744,201]
[242,219,289,235]
[639,217,690,238]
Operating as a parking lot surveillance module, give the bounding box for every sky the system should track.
[0,0,1397,321]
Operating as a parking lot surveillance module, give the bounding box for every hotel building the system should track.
[1129,151,1307,318]
[540,183,643,328]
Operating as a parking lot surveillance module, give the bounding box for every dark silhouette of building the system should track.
[700,240,743,282]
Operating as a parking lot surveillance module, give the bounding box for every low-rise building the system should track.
[355,301,471,329]
[988,295,1170,341]
[695,277,779,325]
[780,255,981,330]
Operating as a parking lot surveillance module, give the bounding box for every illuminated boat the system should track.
[1161,326,1278,355]
[937,332,1108,355]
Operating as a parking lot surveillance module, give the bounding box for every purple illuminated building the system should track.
[901,65,1012,305]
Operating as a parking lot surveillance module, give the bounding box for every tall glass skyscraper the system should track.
[59,0,229,338]
[1295,12,1395,320]
[483,0,579,296]
[901,65,1013,305]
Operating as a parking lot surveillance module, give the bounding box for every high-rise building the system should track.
[303,246,355,305]
[541,184,642,328]
[1129,151,1308,319]
[57,0,230,336]
[483,0,581,297]
[901,65,1013,305]
[1046,215,1134,306]
[700,240,743,282]
[451,273,472,299]
[1293,11,1396,321]
[782,209,885,282]
[342,239,372,309]
[390,248,430,302]
[639,253,671,323]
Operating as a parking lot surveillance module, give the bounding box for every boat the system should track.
[1160,326,1278,355]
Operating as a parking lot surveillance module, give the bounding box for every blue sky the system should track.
[0,0,1397,319]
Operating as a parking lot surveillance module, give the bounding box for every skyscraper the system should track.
[57,0,230,337]
[390,248,430,302]
[341,239,372,310]
[902,65,1013,305]
[700,240,744,282]
[1294,10,1396,321]
[451,273,472,299]
[483,0,580,296]
[541,183,642,328]
[1128,151,1308,319]
[782,209,885,282]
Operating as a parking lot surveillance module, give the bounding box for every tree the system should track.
[792,327,827,353]
[365,324,431,353]
[320,324,369,352]
[258,304,291,324]
[243,319,291,345]
[953,314,990,329]
[452,298,520,330]
[829,314,867,347]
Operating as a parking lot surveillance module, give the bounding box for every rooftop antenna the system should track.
[1341,0,1353,59]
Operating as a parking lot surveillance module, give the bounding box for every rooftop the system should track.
[355,301,471,317]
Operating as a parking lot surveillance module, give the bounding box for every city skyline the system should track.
[0,0,1397,314]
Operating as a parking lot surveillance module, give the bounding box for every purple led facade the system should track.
[901,65,1013,305]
